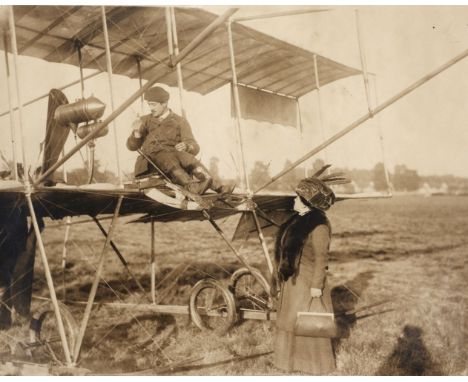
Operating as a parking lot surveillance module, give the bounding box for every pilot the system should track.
[126,86,233,194]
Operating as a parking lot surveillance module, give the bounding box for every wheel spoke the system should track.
[189,279,237,333]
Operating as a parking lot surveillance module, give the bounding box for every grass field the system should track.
[1,195,467,375]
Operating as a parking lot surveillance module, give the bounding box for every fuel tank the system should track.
[76,122,109,140]
[54,96,105,125]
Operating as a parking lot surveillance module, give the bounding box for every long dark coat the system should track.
[274,210,336,374]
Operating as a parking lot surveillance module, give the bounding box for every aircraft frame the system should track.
[1,5,466,372]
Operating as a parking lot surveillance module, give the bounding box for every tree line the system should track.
[212,158,468,194]
[19,156,466,194]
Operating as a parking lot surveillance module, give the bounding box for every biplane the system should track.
[1,5,467,372]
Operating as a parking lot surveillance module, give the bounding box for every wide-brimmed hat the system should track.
[144,86,170,103]
[295,164,350,211]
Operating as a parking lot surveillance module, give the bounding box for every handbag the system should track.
[294,296,338,338]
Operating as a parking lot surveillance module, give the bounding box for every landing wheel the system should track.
[189,278,237,334]
[29,301,78,364]
[229,267,274,311]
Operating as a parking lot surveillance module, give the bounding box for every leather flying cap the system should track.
[144,86,170,103]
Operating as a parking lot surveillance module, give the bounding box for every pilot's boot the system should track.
[193,165,234,194]
[170,168,210,195]
[191,166,213,194]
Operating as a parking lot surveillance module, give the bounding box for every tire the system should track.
[229,267,274,311]
[29,301,78,364]
[189,278,237,334]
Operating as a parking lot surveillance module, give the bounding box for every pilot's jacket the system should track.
[126,110,200,177]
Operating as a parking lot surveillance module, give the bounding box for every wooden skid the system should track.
[68,301,277,321]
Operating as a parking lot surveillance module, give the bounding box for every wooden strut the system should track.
[75,41,85,98]
[371,74,392,192]
[75,38,95,184]
[313,53,328,166]
[169,6,187,119]
[73,196,123,361]
[227,19,250,194]
[61,149,71,301]
[35,7,239,186]
[61,215,71,302]
[135,56,144,112]
[65,300,276,321]
[202,210,272,293]
[8,6,27,173]
[133,54,157,303]
[7,5,73,365]
[101,6,123,186]
[355,9,373,115]
[150,218,156,304]
[254,47,468,193]
[2,32,18,181]
[226,18,274,280]
[233,8,330,22]
[354,10,392,194]
[92,216,148,297]
[26,192,73,365]
[251,211,274,276]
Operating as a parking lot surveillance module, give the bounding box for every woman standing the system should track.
[274,167,348,374]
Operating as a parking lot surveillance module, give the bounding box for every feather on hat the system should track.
[295,164,351,211]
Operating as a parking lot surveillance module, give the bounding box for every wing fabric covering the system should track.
[12,6,360,98]
[40,89,71,182]
[232,84,298,127]
[232,210,295,242]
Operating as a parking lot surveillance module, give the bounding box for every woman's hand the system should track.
[310,288,323,298]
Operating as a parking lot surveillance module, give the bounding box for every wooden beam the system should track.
[66,301,277,321]
[233,7,330,22]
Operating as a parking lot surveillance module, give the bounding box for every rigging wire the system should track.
[32,196,174,364]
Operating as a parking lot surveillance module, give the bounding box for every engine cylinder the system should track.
[76,122,109,140]
[54,96,105,125]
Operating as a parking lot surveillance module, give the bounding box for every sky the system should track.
[1,4,468,182]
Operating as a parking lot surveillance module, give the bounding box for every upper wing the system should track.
[10,6,360,98]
